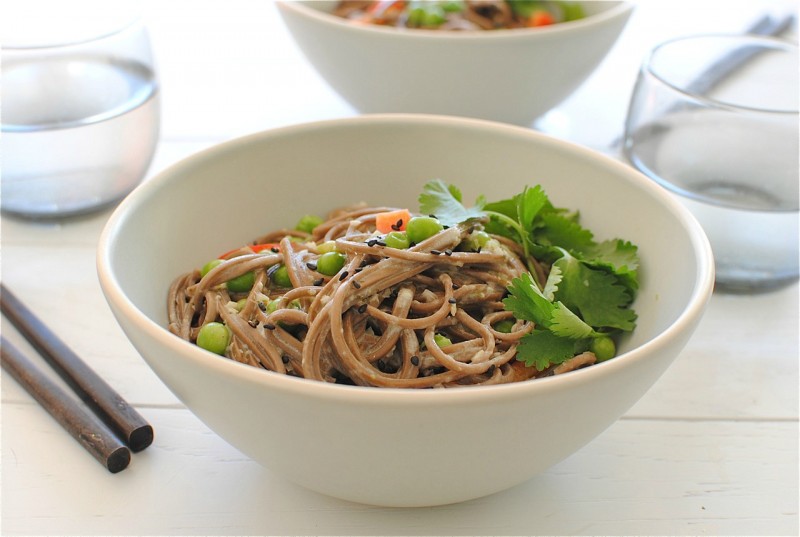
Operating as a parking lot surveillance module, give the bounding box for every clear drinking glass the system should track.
[623,34,799,293]
[1,0,160,219]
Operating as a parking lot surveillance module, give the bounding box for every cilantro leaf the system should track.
[504,272,597,339]
[582,239,640,293]
[503,273,555,327]
[552,250,637,331]
[550,302,596,339]
[533,211,595,254]
[584,239,639,272]
[516,185,550,232]
[515,330,578,371]
[482,216,519,242]
[483,186,551,245]
[541,263,562,301]
[482,197,517,219]
[418,179,485,227]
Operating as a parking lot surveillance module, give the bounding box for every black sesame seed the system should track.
[270,247,279,253]
[411,355,420,366]
[281,355,290,364]
[448,298,457,304]
[376,240,387,247]
[452,283,460,290]
[367,239,377,247]
[442,225,450,229]
[430,249,441,255]
[306,262,317,271]
[248,319,259,328]
[339,271,349,281]
[444,249,453,256]
[358,304,368,314]
[257,302,267,312]
[264,323,276,330]
[313,278,324,286]
[351,280,361,289]
[359,259,369,267]
[428,214,437,219]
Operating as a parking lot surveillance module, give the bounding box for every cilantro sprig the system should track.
[418,180,486,225]
[418,179,639,371]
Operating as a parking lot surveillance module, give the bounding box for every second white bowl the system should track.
[278,1,634,126]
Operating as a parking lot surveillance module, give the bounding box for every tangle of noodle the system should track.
[332,1,584,31]
[167,206,596,388]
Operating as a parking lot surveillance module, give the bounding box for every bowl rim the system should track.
[97,113,714,406]
[275,0,635,41]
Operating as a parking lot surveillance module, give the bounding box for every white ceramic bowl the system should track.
[277,1,634,126]
[97,114,713,507]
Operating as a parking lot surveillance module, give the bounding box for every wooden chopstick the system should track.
[0,283,154,453]
[2,336,131,473]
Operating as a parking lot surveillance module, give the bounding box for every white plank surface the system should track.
[2,0,798,534]
[2,404,797,536]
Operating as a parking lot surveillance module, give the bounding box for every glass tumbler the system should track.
[1,0,160,219]
[623,34,799,293]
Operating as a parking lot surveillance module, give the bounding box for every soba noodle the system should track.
[167,205,597,388]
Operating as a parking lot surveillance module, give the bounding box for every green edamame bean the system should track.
[462,230,490,251]
[316,251,346,276]
[423,6,446,26]
[407,6,425,26]
[406,216,443,244]
[441,0,464,12]
[296,214,323,234]
[226,271,255,293]
[271,265,292,288]
[590,336,616,361]
[196,322,231,355]
[200,258,223,277]
[494,319,515,333]
[433,333,452,348]
[317,240,338,254]
[384,231,410,249]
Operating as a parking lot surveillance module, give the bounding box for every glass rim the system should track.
[1,8,143,51]
[642,33,799,115]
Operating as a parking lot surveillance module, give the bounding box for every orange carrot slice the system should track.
[375,209,412,234]
[528,10,555,27]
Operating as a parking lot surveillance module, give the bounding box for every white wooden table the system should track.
[2,1,798,534]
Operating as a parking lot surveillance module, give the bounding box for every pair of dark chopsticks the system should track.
[1,283,153,473]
